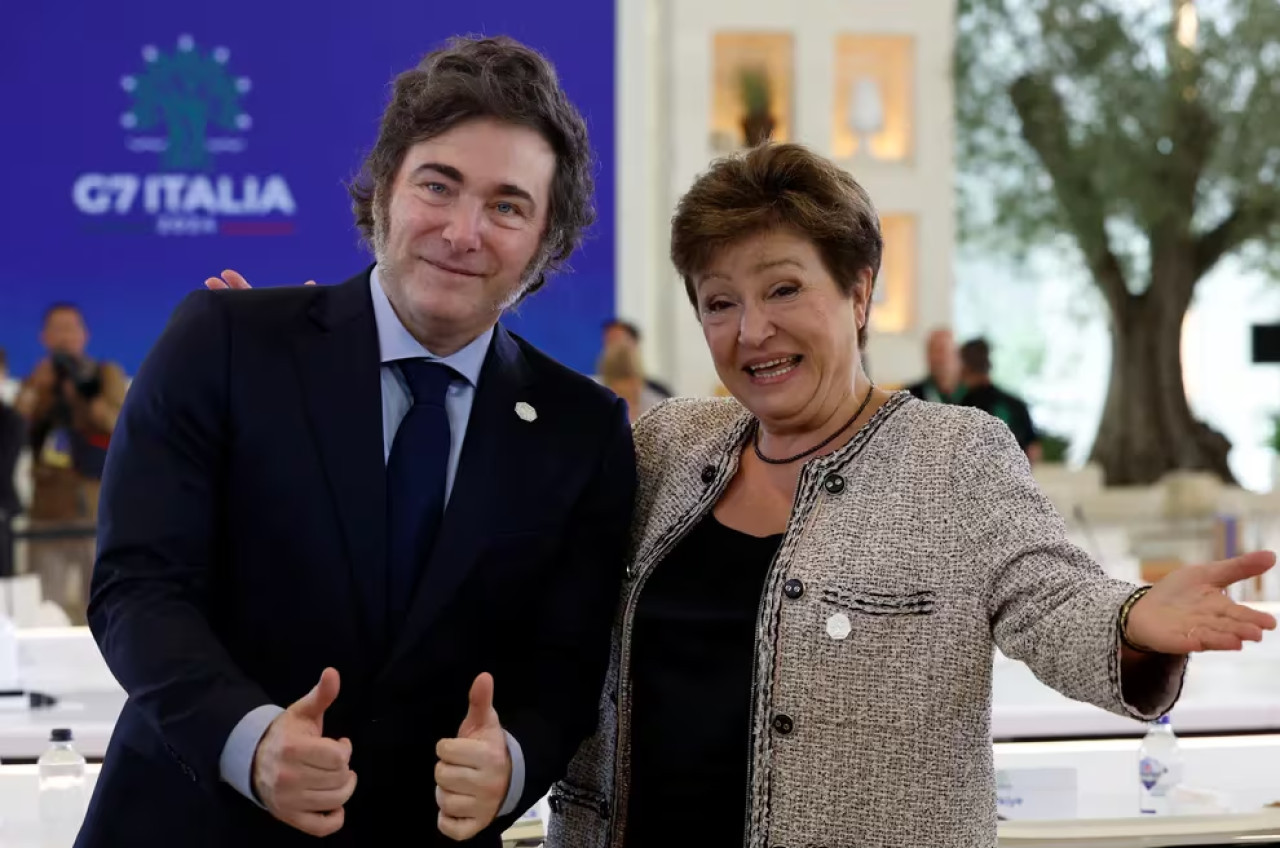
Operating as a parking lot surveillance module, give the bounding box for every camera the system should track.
[50,351,101,399]
[50,351,79,379]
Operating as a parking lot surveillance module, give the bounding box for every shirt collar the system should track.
[370,267,492,387]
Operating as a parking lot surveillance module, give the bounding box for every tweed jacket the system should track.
[546,391,1186,848]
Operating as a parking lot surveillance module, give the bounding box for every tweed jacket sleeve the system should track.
[955,414,1187,720]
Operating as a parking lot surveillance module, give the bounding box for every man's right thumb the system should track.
[290,667,340,722]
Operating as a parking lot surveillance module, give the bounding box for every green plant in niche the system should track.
[738,65,776,146]
[739,65,772,116]
[1268,415,1280,453]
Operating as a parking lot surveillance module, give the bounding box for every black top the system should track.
[961,383,1039,450]
[625,514,783,848]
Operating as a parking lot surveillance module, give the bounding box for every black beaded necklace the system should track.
[752,382,876,465]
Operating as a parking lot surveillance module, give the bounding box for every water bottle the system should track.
[37,728,87,847]
[1138,715,1183,815]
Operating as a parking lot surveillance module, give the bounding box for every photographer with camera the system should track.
[15,305,125,618]
[16,304,126,521]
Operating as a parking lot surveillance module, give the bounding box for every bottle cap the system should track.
[50,728,72,742]
[1155,715,1171,726]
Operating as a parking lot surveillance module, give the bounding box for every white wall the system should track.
[1183,268,1280,492]
[615,0,958,396]
[614,0,670,379]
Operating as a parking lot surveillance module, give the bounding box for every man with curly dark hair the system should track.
[82,36,635,848]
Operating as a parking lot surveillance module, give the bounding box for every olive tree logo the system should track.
[119,34,251,170]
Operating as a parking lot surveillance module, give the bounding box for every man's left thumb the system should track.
[459,672,499,737]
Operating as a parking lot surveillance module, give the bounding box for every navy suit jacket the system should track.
[78,272,636,848]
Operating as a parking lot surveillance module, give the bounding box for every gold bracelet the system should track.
[1118,585,1157,653]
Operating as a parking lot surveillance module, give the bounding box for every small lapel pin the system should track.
[826,612,852,641]
[515,402,537,422]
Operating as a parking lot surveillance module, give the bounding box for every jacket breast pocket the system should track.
[808,583,941,728]
[820,584,937,618]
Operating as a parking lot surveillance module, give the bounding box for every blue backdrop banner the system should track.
[2,3,615,377]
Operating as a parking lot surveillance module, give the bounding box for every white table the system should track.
[0,627,123,761]
[991,646,1280,740]
[998,810,1280,846]
[994,734,1280,819]
[0,691,123,763]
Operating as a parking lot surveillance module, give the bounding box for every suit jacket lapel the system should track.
[384,325,534,668]
[293,271,389,652]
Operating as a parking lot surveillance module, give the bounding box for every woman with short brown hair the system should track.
[547,142,1275,848]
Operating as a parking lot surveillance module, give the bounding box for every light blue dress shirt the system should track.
[218,270,526,817]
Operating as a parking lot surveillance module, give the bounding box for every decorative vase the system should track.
[849,75,885,159]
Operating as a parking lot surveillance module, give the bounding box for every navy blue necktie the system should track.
[387,359,455,629]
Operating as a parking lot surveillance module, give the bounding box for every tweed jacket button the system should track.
[701,465,716,484]
[783,579,804,599]
[823,473,845,494]
[771,713,794,735]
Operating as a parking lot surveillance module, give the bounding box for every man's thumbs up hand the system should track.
[288,666,342,730]
[252,667,357,837]
[435,673,512,841]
